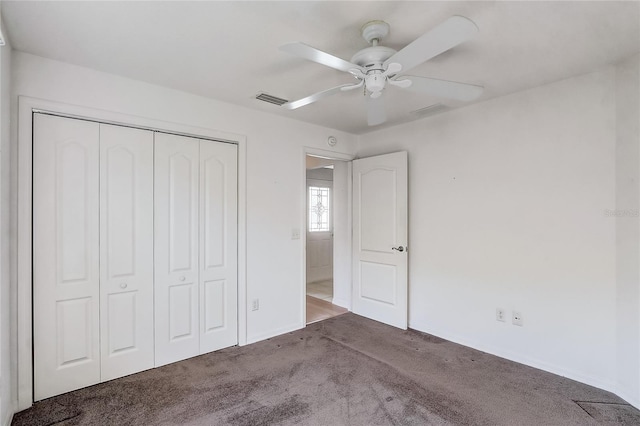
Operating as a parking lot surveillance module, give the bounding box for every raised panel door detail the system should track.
[203,157,225,269]
[100,124,154,381]
[169,154,195,273]
[155,133,200,366]
[105,145,135,278]
[359,168,396,253]
[107,292,137,355]
[199,141,238,354]
[204,280,226,332]
[58,142,91,284]
[359,262,396,305]
[34,114,101,401]
[169,284,195,340]
[56,298,94,367]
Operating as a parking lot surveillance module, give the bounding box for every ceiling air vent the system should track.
[255,93,288,106]
[410,103,449,118]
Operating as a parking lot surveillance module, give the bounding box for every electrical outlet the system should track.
[512,311,523,326]
[252,299,260,311]
[496,308,505,322]
[291,228,300,240]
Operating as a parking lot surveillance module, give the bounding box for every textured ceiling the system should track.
[2,1,639,134]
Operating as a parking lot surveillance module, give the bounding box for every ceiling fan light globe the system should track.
[365,72,386,93]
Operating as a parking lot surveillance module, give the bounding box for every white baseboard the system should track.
[245,322,304,345]
[409,320,618,397]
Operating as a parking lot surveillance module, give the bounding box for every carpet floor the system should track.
[13,313,640,425]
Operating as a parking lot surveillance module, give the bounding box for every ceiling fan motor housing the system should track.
[350,46,396,69]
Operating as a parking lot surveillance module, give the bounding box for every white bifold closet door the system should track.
[34,114,101,400]
[99,124,154,381]
[154,133,238,366]
[34,115,155,401]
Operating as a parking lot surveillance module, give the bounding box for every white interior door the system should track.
[306,179,333,283]
[352,151,408,329]
[199,141,238,353]
[33,114,101,400]
[154,133,200,366]
[99,124,154,380]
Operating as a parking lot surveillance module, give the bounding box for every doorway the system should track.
[305,154,348,324]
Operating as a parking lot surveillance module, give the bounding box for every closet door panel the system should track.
[33,114,101,401]
[155,133,200,366]
[99,124,154,380]
[199,141,238,353]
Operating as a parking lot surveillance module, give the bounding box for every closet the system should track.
[33,113,238,401]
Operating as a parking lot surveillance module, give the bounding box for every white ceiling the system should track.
[2,1,639,134]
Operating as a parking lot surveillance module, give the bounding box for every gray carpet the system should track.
[13,313,640,425]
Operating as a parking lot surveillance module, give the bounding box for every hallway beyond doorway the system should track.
[306,295,347,324]
[307,279,332,301]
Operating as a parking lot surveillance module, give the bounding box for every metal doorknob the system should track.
[120,283,127,289]
[392,246,405,252]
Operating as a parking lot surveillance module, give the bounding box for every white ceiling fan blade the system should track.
[383,62,402,76]
[280,42,364,73]
[384,16,478,74]
[348,68,366,79]
[400,76,483,101]
[283,84,353,110]
[340,80,364,91]
[367,96,387,126]
[388,78,412,89]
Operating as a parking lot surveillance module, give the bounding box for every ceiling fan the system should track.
[279,16,484,126]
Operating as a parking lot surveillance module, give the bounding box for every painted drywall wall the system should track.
[10,52,357,351]
[0,14,13,426]
[358,67,620,395]
[615,53,640,407]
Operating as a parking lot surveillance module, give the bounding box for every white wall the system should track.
[10,52,357,354]
[615,53,640,407]
[0,13,13,426]
[358,67,621,395]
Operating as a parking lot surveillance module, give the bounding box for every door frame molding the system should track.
[301,147,354,328]
[16,96,248,410]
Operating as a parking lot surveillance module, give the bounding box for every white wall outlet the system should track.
[252,299,260,311]
[512,311,523,326]
[291,228,301,240]
[496,308,506,322]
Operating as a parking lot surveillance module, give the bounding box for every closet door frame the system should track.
[16,96,248,411]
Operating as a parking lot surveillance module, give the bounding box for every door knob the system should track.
[119,283,127,289]
[392,246,405,252]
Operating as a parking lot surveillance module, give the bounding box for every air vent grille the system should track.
[410,103,449,117]
[256,93,289,106]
